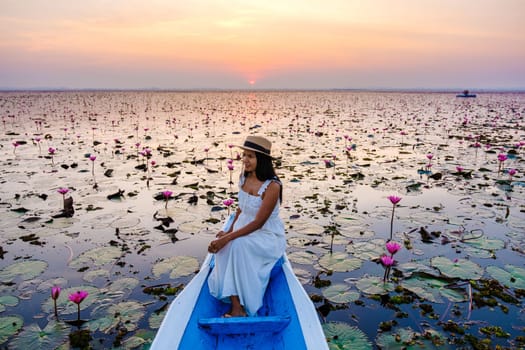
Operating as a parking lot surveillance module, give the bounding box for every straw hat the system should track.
[239,135,272,156]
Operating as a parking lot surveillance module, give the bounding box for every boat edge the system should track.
[282,256,329,350]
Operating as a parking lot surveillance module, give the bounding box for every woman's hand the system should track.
[208,234,231,253]
[216,230,228,238]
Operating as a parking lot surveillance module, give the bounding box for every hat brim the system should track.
[237,145,275,159]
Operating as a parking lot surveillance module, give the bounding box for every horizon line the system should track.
[1,87,525,93]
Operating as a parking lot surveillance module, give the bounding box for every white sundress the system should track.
[208,176,286,316]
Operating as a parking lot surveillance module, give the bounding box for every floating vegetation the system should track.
[323,322,372,349]
[0,91,523,348]
[0,260,47,283]
[152,256,199,279]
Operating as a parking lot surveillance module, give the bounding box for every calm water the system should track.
[0,91,524,349]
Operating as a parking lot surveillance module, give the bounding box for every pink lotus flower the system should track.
[48,147,56,155]
[51,286,61,318]
[456,166,464,173]
[51,286,61,300]
[388,195,401,205]
[386,241,401,255]
[69,290,88,304]
[223,198,234,207]
[497,153,507,162]
[162,190,172,208]
[89,154,96,161]
[380,255,395,267]
[57,188,69,195]
[508,169,516,177]
[69,290,88,321]
[387,196,401,240]
[151,160,156,167]
[426,153,433,160]
[227,164,234,171]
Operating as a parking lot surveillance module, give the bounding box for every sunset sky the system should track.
[1,0,524,90]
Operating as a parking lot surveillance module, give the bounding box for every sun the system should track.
[248,80,256,86]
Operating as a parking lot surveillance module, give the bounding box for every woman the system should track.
[207,135,286,317]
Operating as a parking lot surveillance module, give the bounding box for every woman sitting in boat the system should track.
[207,135,286,317]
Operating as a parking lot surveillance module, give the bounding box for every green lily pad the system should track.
[106,277,140,294]
[118,335,148,349]
[36,278,68,293]
[152,256,199,279]
[318,252,362,272]
[430,257,483,280]
[486,265,525,289]
[290,221,325,236]
[9,320,69,349]
[463,236,504,251]
[89,301,146,334]
[0,295,19,312]
[287,237,315,248]
[69,246,123,268]
[0,315,23,344]
[396,261,437,278]
[346,239,386,260]
[288,251,319,265]
[322,284,360,304]
[401,275,467,303]
[463,246,494,259]
[0,260,47,283]
[323,322,372,349]
[83,269,110,282]
[355,276,395,295]
[376,327,450,349]
[148,310,165,329]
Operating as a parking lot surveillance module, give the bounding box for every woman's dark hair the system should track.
[244,152,283,203]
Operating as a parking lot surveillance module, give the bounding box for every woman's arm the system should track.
[208,182,280,253]
[216,207,241,238]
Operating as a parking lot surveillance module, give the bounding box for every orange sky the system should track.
[1,0,524,89]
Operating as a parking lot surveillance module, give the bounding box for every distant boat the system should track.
[456,90,477,98]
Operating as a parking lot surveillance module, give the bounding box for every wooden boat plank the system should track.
[198,315,291,335]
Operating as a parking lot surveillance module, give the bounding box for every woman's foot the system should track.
[222,311,247,318]
[224,295,246,317]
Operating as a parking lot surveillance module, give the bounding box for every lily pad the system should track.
[83,269,110,282]
[148,310,165,329]
[375,327,449,349]
[88,301,146,333]
[0,315,23,344]
[486,265,525,289]
[430,257,483,280]
[396,261,437,278]
[288,251,319,265]
[322,284,360,304]
[318,252,362,272]
[152,256,199,279]
[106,277,140,294]
[463,236,504,251]
[0,260,47,283]
[323,322,372,349]
[69,246,122,268]
[9,320,69,349]
[0,295,19,312]
[346,239,386,260]
[401,275,467,303]
[355,276,395,295]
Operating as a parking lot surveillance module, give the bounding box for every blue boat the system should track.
[456,90,477,98]
[150,216,328,349]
